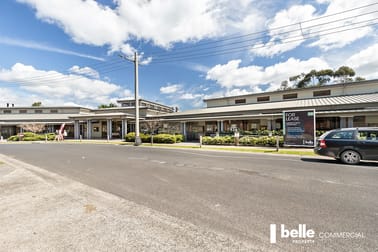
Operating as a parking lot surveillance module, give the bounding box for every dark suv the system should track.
[314,127,378,164]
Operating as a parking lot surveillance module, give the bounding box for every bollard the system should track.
[276,135,280,152]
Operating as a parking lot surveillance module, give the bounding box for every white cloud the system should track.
[179,93,203,100]
[160,84,182,94]
[225,88,251,97]
[17,0,219,50]
[251,0,377,57]
[69,65,100,79]
[206,57,330,90]
[0,88,25,106]
[0,63,131,107]
[0,36,104,61]
[347,43,378,79]
[307,0,376,50]
[185,63,211,73]
[16,0,269,54]
[251,4,315,57]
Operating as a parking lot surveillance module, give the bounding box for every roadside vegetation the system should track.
[125,132,183,144]
[7,132,56,141]
[202,135,284,147]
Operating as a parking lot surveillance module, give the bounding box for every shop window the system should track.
[257,96,270,102]
[50,109,58,113]
[35,109,43,113]
[235,99,246,104]
[283,93,298,99]
[313,90,331,97]
[19,110,27,113]
[3,110,11,114]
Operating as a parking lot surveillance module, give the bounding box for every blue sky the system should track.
[0,0,377,110]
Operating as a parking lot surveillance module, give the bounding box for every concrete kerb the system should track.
[0,154,259,251]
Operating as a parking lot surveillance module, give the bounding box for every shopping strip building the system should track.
[1,79,378,140]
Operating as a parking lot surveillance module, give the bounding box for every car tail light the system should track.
[319,139,327,148]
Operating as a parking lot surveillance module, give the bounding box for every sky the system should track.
[0,0,377,111]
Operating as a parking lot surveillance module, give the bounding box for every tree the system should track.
[280,80,289,90]
[355,76,366,81]
[297,69,317,88]
[334,66,355,83]
[315,69,334,85]
[98,103,118,109]
[142,119,161,145]
[20,124,46,133]
[286,66,359,88]
[32,101,42,107]
[289,74,305,87]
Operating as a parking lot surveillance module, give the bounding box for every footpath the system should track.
[0,154,258,252]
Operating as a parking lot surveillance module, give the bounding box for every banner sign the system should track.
[283,110,316,147]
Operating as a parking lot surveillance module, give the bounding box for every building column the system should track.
[267,119,273,131]
[87,120,92,139]
[347,116,353,128]
[121,119,128,139]
[107,119,112,140]
[74,120,80,139]
[181,122,187,141]
[220,120,224,132]
[340,117,347,128]
[217,121,221,136]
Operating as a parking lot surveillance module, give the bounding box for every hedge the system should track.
[7,132,56,141]
[125,132,183,144]
[202,135,284,147]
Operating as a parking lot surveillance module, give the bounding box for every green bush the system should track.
[7,132,56,141]
[202,135,284,147]
[125,132,181,144]
[239,136,258,145]
[7,135,20,141]
[202,136,235,145]
[153,134,176,143]
[125,132,150,143]
[174,134,184,143]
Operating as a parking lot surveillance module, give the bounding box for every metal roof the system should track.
[69,112,134,120]
[159,93,378,119]
[203,79,378,101]
[0,113,78,122]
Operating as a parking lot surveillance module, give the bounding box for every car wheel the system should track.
[340,150,361,165]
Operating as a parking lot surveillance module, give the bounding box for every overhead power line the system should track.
[4,2,378,86]
[150,19,378,64]
[151,10,378,61]
[147,2,378,58]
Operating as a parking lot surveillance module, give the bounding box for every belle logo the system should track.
[270,224,315,243]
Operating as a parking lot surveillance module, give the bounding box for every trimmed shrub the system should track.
[239,136,258,146]
[201,135,284,147]
[7,132,56,141]
[174,134,184,143]
[153,134,176,143]
[202,136,235,145]
[125,132,151,143]
[125,132,181,144]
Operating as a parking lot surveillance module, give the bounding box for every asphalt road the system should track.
[1,143,377,251]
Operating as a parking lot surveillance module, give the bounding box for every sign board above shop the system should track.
[283,110,316,147]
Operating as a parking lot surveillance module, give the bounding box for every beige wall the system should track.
[205,80,378,108]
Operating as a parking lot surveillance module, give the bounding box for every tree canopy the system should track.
[32,101,42,107]
[286,66,363,89]
[98,103,118,109]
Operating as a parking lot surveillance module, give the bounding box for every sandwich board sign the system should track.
[283,110,316,147]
